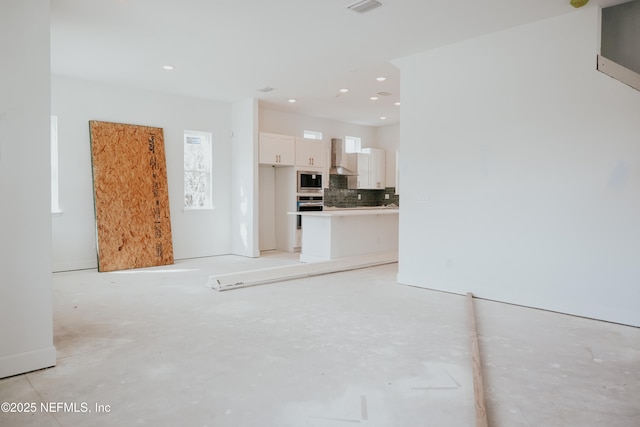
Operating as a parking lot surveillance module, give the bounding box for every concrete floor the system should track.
[1,251,639,426]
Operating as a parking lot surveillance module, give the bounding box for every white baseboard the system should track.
[52,259,97,273]
[0,346,56,379]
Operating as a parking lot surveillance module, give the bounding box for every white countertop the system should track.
[289,207,399,217]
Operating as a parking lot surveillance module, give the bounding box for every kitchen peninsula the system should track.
[294,208,399,263]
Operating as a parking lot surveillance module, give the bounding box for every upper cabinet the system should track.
[351,148,386,189]
[259,132,295,166]
[370,148,386,189]
[295,138,326,168]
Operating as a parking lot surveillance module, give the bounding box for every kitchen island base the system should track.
[298,209,399,263]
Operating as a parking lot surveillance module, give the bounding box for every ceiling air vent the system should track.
[347,0,382,14]
[377,91,392,97]
[257,86,275,93]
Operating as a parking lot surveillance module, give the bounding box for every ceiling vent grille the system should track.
[257,86,275,93]
[377,91,392,97]
[347,0,382,14]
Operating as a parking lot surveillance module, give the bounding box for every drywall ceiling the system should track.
[50,0,627,127]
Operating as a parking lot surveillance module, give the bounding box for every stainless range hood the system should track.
[330,138,357,175]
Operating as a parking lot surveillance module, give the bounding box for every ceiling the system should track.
[50,0,626,127]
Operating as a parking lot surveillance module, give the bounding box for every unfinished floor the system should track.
[1,251,638,426]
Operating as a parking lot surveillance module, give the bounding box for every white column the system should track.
[0,0,56,378]
[230,99,260,257]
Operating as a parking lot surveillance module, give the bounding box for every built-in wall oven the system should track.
[296,196,323,229]
[297,171,323,193]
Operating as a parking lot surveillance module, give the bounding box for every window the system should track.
[345,135,362,153]
[184,130,213,209]
[51,116,61,213]
[303,130,323,140]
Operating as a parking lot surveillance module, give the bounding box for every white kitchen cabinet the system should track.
[259,132,295,166]
[355,152,371,189]
[351,148,386,189]
[295,138,326,168]
[371,148,386,189]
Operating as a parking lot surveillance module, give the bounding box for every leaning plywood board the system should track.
[89,121,174,272]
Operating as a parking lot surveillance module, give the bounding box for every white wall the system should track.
[259,107,378,146]
[0,0,56,378]
[259,165,277,251]
[51,76,233,271]
[395,8,640,327]
[231,99,260,257]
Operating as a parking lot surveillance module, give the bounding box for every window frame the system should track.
[183,130,213,211]
[344,135,362,153]
[303,130,323,140]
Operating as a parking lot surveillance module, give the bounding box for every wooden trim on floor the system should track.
[467,292,489,427]
[208,252,397,291]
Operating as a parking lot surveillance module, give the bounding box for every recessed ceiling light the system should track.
[394,101,401,106]
[288,98,297,103]
[370,96,379,101]
[376,77,387,82]
[339,88,349,93]
[162,65,175,71]
[380,116,387,120]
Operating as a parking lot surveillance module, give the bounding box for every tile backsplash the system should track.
[324,175,399,208]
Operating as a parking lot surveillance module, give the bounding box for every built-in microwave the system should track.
[297,171,323,193]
